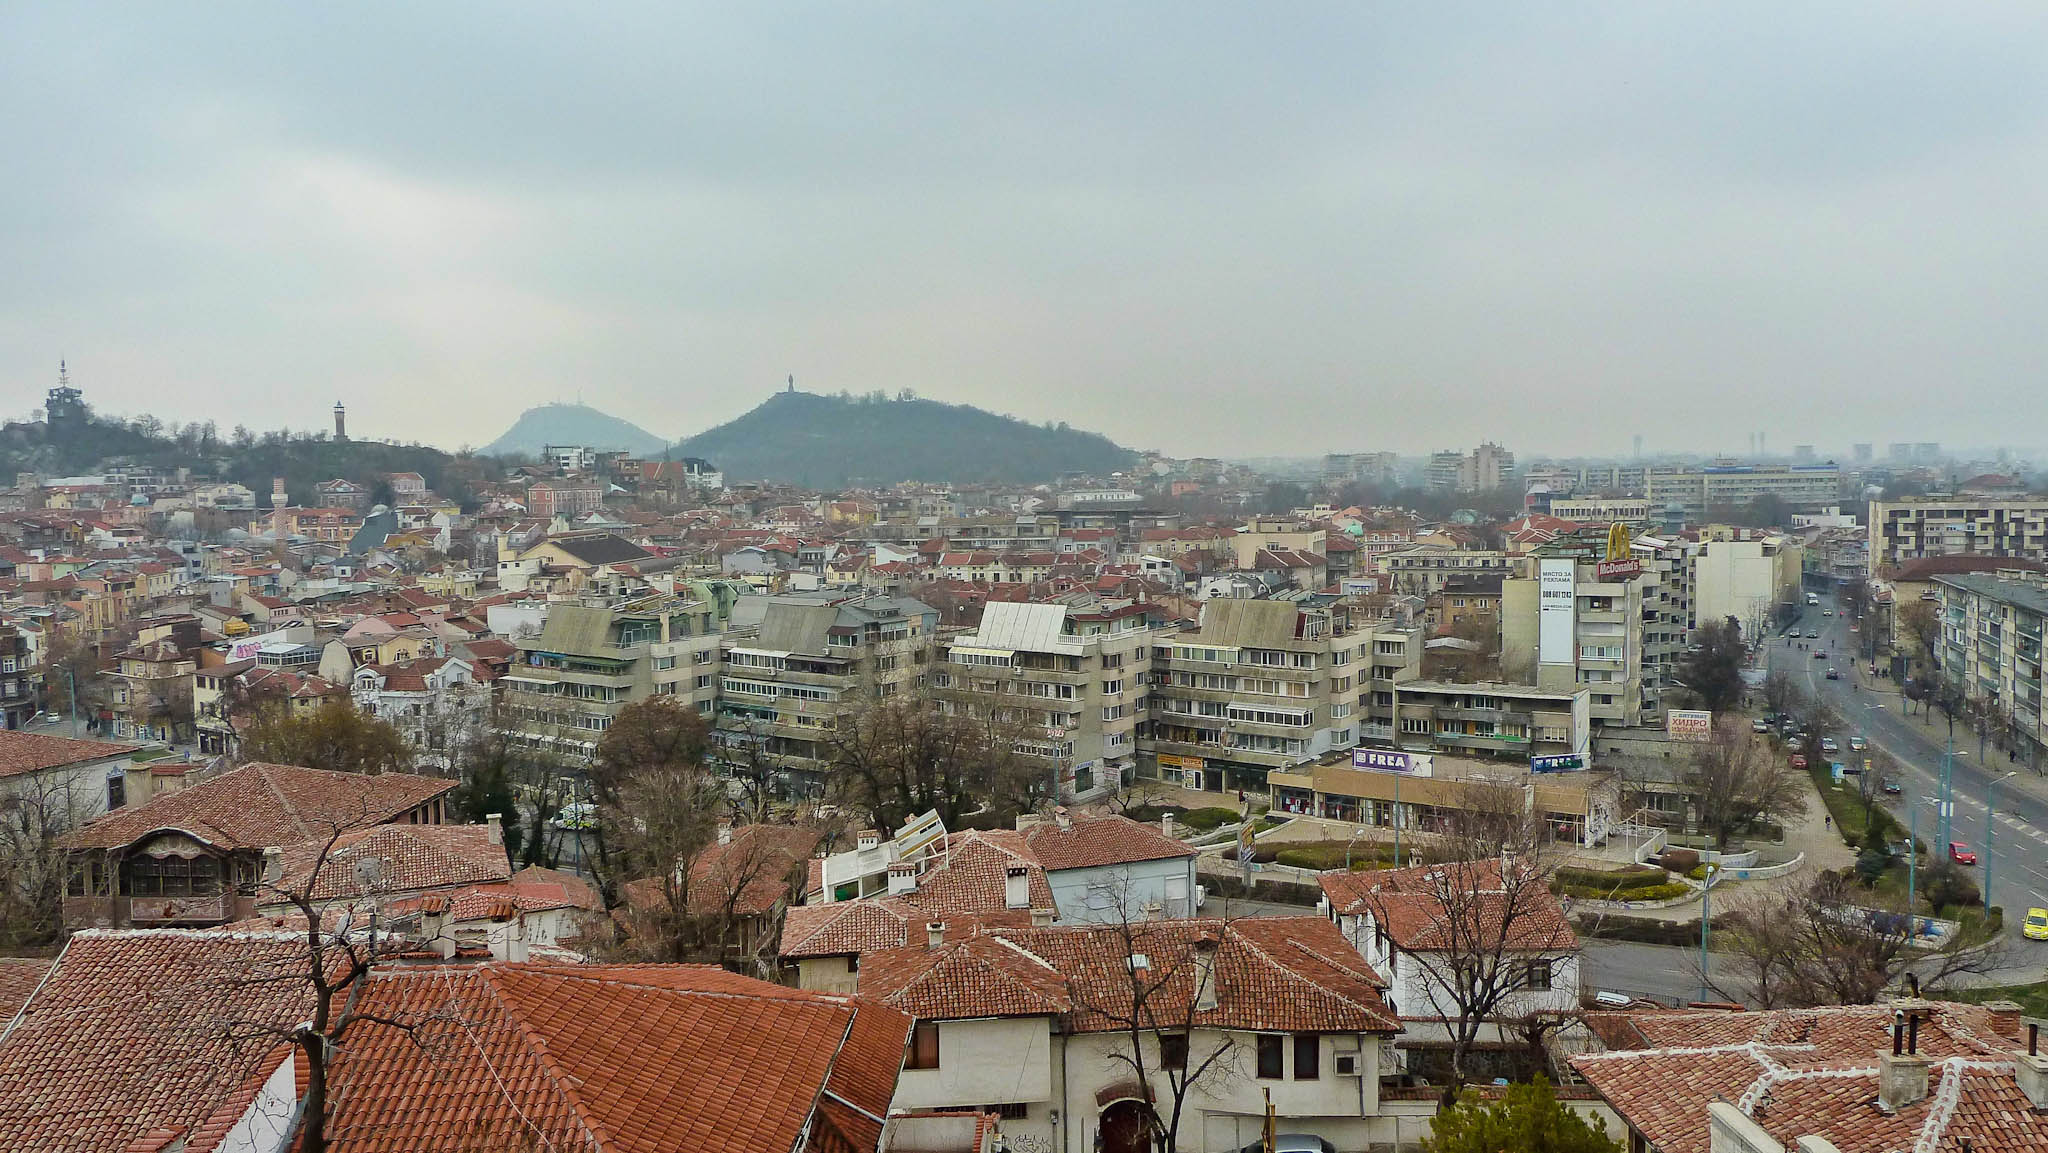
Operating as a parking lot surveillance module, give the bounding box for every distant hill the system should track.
[673,391,1137,487]
[482,404,670,458]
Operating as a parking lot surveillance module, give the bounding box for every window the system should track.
[1256,1034,1284,1079]
[906,1022,940,1070]
[980,1102,1030,1120]
[1524,959,1554,991]
[1159,1032,1189,1071]
[1293,1034,1320,1080]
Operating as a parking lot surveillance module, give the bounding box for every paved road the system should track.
[1771,592,2048,971]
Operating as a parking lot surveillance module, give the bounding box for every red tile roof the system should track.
[1021,813,1195,872]
[1320,858,1577,953]
[780,831,1056,960]
[0,731,139,780]
[860,916,1398,1034]
[268,822,511,903]
[1572,1002,2036,1153]
[0,957,52,1024]
[0,930,318,1153]
[320,963,910,1153]
[59,763,457,851]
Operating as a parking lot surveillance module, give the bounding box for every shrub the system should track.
[1175,806,1241,833]
[1573,912,1731,948]
[1559,881,1690,903]
[1555,865,1669,891]
[1923,862,1981,911]
[1686,864,1712,881]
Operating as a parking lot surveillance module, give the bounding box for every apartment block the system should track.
[1141,599,1383,796]
[931,601,1153,801]
[1547,497,1652,523]
[1502,549,1648,731]
[1933,571,2048,766]
[1693,532,1804,635]
[1230,517,1328,570]
[1425,443,1515,493]
[1383,548,1514,596]
[715,592,937,793]
[1869,497,2048,577]
[1383,679,1592,763]
[501,592,726,757]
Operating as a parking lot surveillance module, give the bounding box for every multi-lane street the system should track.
[1771,591,2048,970]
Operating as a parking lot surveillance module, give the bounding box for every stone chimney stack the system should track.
[1031,906,1055,927]
[1161,812,1176,840]
[888,861,920,896]
[1878,1009,1930,1112]
[1053,806,1072,832]
[485,813,502,847]
[716,819,732,846]
[2016,1017,2048,1109]
[1192,933,1220,1011]
[926,920,946,950]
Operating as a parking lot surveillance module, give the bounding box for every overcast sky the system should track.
[5,4,2047,460]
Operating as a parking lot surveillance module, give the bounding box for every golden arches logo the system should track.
[1605,522,1632,562]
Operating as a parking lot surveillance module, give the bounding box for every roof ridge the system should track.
[1913,1056,2018,1153]
[252,764,313,843]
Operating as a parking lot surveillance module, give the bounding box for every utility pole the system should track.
[1987,772,2016,911]
[1939,734,1956,849]
[1909,801,1919,935]
[1698,863,1715,1003]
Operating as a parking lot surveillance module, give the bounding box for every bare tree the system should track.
[1713,870,2005,1009]
[1761,669,1806,722]
[1685,720,1808,852]
[1353,787,1575,1101]
[0,773,99,946]
[827,682,1042,834]
[1068,876,1246,1153]
[1896,600,1942,689]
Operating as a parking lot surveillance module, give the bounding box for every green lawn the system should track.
[1934,981,2048,1018]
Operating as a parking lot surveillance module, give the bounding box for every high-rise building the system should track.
[1853,443,1873,463]
[1867,498,2048,576]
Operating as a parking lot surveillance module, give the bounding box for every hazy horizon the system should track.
[8,4,2048,460]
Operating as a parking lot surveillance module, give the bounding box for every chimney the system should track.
[1161,812,1176,839]
[1192,934,1220,1011]
[716,819,733,847]
[485,813,503,847]
[420,898,456,960]
[488,912,530,964]
[1054,805,1072,832]
[858,829,881,850]
[1982,999,2024,1039]
[1004,864,1030,910]
[261,846,284,885]
[925,920,946,949]
[1031,906,1055,927]
[888,861,920,896]
[1878,1010,1930,1112]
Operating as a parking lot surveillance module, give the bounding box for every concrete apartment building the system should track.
[1869,497,2048,576]
[1426,442,1515,493]
[1141,599,1375,796]
[1503,552,1649,731]
[931,600,1153,800]
[1934,571,2048,768]
[1693,531,1804,635]
[1231,516,1328,570]
[1383,680,1593,764]
[1382,547,1514,595]
[1547,497,1652,522]
[501,591,726,756]
[715,592,938,793]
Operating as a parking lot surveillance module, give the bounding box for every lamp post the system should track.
[53,663,81,738]
[1346,827,1369,872]
[1698,862,1717,1003]
[1987,771,2017,912]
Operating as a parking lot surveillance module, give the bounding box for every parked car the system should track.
[1949,842,1978,866]
[2027,908,2048,941]
[1790,754,1808,769]
[1752,718,1771,733]
[551,802,599,831]
[1849,736,1867,752]
[1241,1138,1337,1153]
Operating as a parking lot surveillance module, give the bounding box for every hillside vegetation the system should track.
[673,390,1136,487]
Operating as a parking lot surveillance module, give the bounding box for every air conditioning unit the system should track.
[1333,1052,1362,1077]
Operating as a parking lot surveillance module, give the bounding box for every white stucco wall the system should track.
[1046,857,1199,925]
[893,1017,1054,1110]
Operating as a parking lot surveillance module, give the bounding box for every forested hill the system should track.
[481,403,670,457]
[673,391,1137,487]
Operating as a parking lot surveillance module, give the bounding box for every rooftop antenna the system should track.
[58,359,69,386]
[787,374,795,393]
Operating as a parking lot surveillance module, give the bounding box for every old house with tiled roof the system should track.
[58,762,457,930]
[0,931,915,1153]
[0,729,141,825]
[860,916,1401,1153]
[349,654,489,773]
[1572,1000,2048,1153]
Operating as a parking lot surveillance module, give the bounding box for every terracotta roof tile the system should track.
[1021,813,1194,872]
[1320,858,1577,953]
[268,823,511,903]
[60,763,457,851]
[0,957,52,1024]
[0,731,139,780]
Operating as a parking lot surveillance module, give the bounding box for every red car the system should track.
[1949,842,1978,866]
[1790,754,1808,769]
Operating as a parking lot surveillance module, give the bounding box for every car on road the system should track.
[1808,630,1821,638]
[1820,737,1839,752]
[1814,650,1828,659]
[551,802,599,831]
[1790,754,1808,769]
[1949,842,1978,866]
[1883,778,1903,795]
[2027,908,2048,941]
[1822,609,1833,616]
[1849,736,1867,752]
[1240,1137,1336,1153]
[1826,668,1841,680]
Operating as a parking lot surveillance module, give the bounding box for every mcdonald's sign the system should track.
[1596,521,1642,580]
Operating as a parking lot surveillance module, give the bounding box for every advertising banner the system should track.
[1351,748,1434,777]
[1538,559,1576,664]
[1667,710,1714,742]
[1530,753,1587,773]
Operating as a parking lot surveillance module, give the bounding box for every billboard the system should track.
[1538,559,1576,664]
[226,637,263,663]
[1667,710,1714,742]
[893,809,948,859]
[1351,748,1434,777]
[1530,753,1587,773]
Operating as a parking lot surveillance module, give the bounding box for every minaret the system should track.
[333,401,348,441]
[271,477,289,538]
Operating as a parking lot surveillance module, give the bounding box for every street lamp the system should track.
[1345,827,1369,872]
[52,663,81,738]
[1987,771,2017,912]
